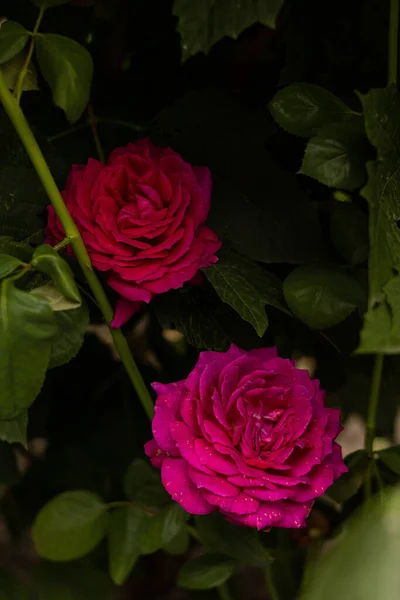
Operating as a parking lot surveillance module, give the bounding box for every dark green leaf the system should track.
[32,245,81,305]
[326,450,369,504]
[0,570,30,600]
[123,459,170,509]
[140,503,187,555]
[379,446,400,475]
[196,513,271,568]
[0,237,33,263]
[163,528,189,555]
[174,0,283,61]
[108,507,144,586]
[269,83,354,138]
[0,254,24,279]
[299,117,368,190]
[49,302,89,368]
[32,0,70,7]
[357,86,400,353]
[204,248,288,337]
[1,50,39,93]
[36,34,93,123]
[177,554,235,590]
[0,21,30,65]
[301,483,400,600]
[0,411,28,446]
[0,441,19,486]
[34,563,116,600]
[330,203,369,265]
[32,490,108,561]
[0,279,56,418]
[151,89,323,265]
[283,264,365,330]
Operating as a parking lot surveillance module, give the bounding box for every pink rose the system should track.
[45,139,221,327]
[145,345,346,530]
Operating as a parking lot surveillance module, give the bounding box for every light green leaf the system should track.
[163,528,189,555]
[0,279,56,419]
[0,21,30,65]
[269,83,354,138]
[140,503,187,555]
[196,513,271,568]
[0,253,24,279]
[299,117,368,190]
[31,282,80,311]
[357,86,400,353]
[283,264,365,330]
[330,203,369,265]
[123,459,169,509]
[32,245,81,304]
[204,249,287,337]
[0,50,39,92]
[174,0,283,61]
[301,484,400,600]
[108,507,145,586]
[32,490,108,561]
[177,554,235,590]
[49,302,89,368]
[379,446,400,475]
[36,34,93,123]
[0,411,28,446]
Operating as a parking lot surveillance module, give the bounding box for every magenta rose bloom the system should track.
[45,139,221,327]
[145,345,346,530]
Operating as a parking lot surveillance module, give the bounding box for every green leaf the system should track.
[0,253,24,279]
[123,459,170,509]
[0,50,39,93]
[0,411,28,446]
[174,0,283,61]
[177,554,235,590]
[32,245,81,305]
[140,503,187,555]
[379,446,400,475]
[204,248,287,337]
[0,21,30,65]
[108,507,144,586]
[31,0,70,7]
[31,282,80,311]
[35,34,93,123]
[269,83,354,138]
[163,528,189,555]
[357,86,400,353]
[0,279,56,419]
[0,441,20,486]
[34,563,116,600]
[283,264,365,330]
[32,490,108,561]
[301,484,400,600]
[196,513,271,568]
[299,117,369,190]
[0,237,33,263]
[326,450,369,504]
[330,203,369,265]
[49,302,89,368]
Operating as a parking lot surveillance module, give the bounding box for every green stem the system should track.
[265,565,280,600]
[87,105,106,163]
[96,117,145,132]
[364,354,384,500]
[186,524,201,542]
[217,583,234,600]
[14,7,45,103]
[389,0,400,85]
[0,71,154,421]
[47,122,89,143]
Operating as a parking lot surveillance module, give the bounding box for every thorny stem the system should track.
[364,354,384,500]
[0,71,154,421]
[265,565,280,600]
[388,0,400,85]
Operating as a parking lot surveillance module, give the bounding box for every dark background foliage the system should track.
[0,0,397,598]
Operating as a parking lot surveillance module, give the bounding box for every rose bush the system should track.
[145,345,346,529]
[45,139,221,326]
